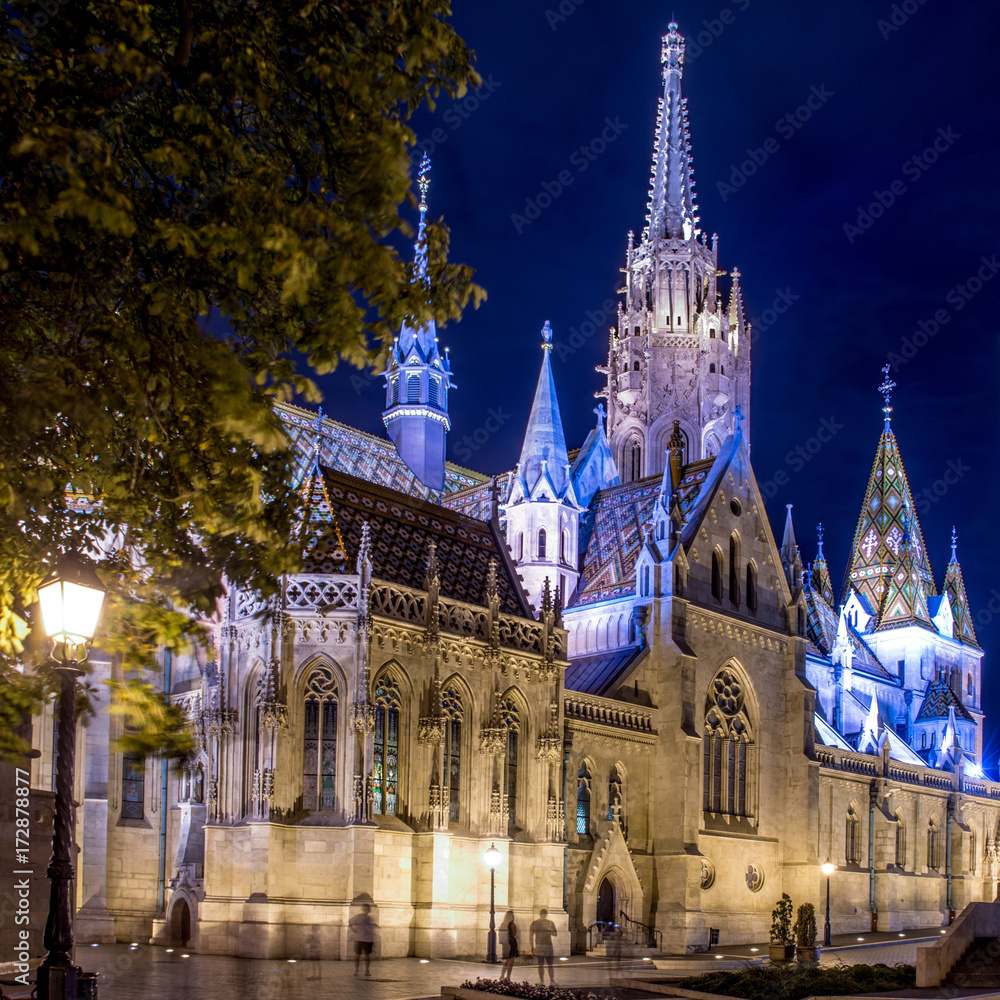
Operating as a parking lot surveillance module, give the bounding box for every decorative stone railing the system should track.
[498,615,544,654]
[438,598,489,640]
[564,694,654,735]
[285,576,359,612]
[369,581,426,621]
[817,745,1000,800]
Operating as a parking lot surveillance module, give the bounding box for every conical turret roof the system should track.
[811,523,835,606]
[943,529,979,647]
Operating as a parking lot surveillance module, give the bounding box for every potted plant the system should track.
[793,902,820,963]
[768,893,795,963]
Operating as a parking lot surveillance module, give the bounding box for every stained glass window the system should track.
[500,698,520,832]
[576,763,591,835]
[122,753,145,820]
[302,666,339,812]
[374,673,402,816]
[442,688,462,823]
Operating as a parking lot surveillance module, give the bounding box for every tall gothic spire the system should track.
[647,22,699,243]
[517,321,572,499]
[942,529,979,647]
[382,154,455,492]
[811,522,835,606]
[843,371,934,613]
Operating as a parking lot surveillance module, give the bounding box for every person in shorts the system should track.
[500,912,519,981]
[349,903,378,976]
[530,908,557,984]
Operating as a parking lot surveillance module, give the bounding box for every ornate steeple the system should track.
[298,408,349,573]
[604,22,750,480]
[942,528,979,647]
[843,372,934,612]
[503,322,582,613]
[647,22,698,244]
[516,322,573,500]
[780,504,803,590]
[382,154,455,492]
[811,522,835,606]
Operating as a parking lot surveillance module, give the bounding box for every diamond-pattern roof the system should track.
[943,555,979,648]
[878,539,934,631]
[304,468,529,615]
[915,678,976,724]
[844,429,935,612]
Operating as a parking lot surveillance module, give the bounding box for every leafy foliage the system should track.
[769,893,794,945]
[792,903,816,948]
[0,0,482,754]
[678,962,916,1000]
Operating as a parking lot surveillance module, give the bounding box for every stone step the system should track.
[943,936,1000,987]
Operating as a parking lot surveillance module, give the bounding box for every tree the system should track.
[0,0,483,754]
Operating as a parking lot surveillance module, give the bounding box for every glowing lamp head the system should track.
[484,843,502,870]
[821,862,835,876]
[38,557,106,645]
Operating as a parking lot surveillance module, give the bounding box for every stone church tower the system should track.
[603,22,750,481]
[382,156,455,491]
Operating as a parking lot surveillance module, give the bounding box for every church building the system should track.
[29,22,999,960]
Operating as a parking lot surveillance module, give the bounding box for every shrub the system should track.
[769,893,794,945]
[677,962,916,1000]
[459,978,603,1000]
[793,903,816,948]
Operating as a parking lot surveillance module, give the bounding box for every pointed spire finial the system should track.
[413,153,431,283]
[662,21,685,83]
[311,405,325,468]
[541,320,553,352]
[878,363,896,428]
[950,526,958,562]
[816,522,825,558]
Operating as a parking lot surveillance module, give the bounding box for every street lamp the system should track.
[484,843,502,964]
[36,558,106,1000]
[821,862,836,948]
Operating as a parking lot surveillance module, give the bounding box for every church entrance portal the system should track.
[597,877,615,925]
[170,899,191,947]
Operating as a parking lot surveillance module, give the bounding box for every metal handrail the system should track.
[619,910,662,951]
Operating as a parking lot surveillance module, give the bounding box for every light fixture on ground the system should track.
[36,557,106,1000]
[484,843,502,964]
[821,861,835,948]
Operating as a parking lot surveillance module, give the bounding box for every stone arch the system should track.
[617,613,627,647]
[581,823,644,933]
[703,660,759,821]
[166,885,200,949]
[649,415,696,475]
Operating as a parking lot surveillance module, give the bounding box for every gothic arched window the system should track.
[846,805,861,863]
[406,372,421,403]
[122,752,145,820]
[500,697,520,832]
[608,764,625,835]
[703,666,755,820]
[373,672,402,816]
[537,528,547,560]
[441,687,463,823]
[576,762,591,835]
[928,818,941,870]
[428,377,440,409]
[729,534,740,607]
[390,376,400,405]
[746,562,758,614]
[302,665,339,811]
[895,810,906,869]
[709,363,716,373]
[630,442,642,481]
[712,548,724,601]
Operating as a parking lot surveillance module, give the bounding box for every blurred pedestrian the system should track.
[530,908,557,984]
[349,903,378,977]
[500,911,519,981]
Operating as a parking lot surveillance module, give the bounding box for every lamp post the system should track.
[36,558,106,1000]
[484,843,501,964]
[821,862,835,948]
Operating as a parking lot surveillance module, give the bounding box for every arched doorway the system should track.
[596,876,615,925]
[170,899,191,947]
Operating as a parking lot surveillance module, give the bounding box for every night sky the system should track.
[315,2,1000,761]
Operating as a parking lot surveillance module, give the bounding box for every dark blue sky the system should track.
[317,1,1000,759]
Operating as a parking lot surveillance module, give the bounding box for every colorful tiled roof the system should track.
[441,472,514,520]
[915,679,976,724]
[943,552,979,648]
[805,588,838,655]
[843,428,934,609]
[878,538,934,631]
[305,468,529,616]
[278,403,487,501]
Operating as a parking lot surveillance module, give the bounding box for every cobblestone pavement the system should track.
[0,932,964,1000]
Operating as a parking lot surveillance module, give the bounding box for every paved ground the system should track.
[0,930,982,1000]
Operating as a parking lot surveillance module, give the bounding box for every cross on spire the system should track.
[951,525,958,562]
[414,153,431,283]
[816,522,824,558]
[878,364,896,428]
[541,320,553,351]
[594,402,606,428]
[311,406,325,466]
